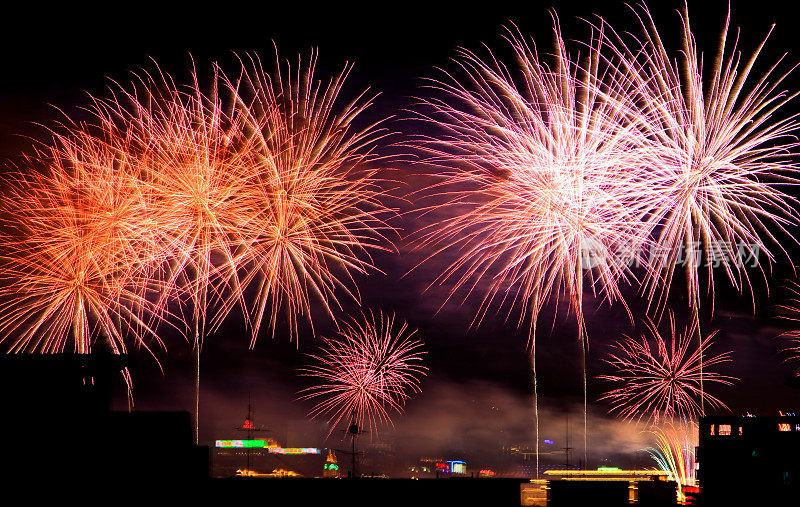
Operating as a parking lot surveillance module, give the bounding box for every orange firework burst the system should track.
[79,64,259,438]
[82,52,392,348]
[0,51,391,435]
[298,310,426,436]
[0,130,170,361]
[86,63,255,343]
[230,52,392,346]
[599,314,736,424]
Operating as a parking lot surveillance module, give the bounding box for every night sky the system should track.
[2,0,800,473]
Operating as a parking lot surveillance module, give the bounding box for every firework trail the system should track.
[412,18,660,470]
[600,4,800,413]
[0,131,174,394]
[229,51,392,347]
[599,313,736,424]
[646,419,698,503]
[298,310,426,436]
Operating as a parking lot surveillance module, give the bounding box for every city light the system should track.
[215,440,269,448]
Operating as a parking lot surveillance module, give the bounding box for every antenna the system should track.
[563,412,573,468]
[235,391,269,472]
[334,409,365,478]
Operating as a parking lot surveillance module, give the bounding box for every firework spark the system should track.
[600,4,800,312]
[599,314,736,424]
[298,311,426,436]
[0,131,171,365]
[646,419,698,503]
[230,51,392,346]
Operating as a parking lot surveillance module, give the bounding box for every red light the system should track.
[243,419,254,430]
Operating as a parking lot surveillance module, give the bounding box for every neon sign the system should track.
[269,447,321,455]
[447,460,466,474]
[215,440,267,448]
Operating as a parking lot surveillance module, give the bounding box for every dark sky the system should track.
[2,0,800,472]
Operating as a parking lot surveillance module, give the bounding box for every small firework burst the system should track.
[299,311,426,436]
[599,314,736,423]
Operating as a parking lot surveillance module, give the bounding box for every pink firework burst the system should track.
[599,4,800,312]
[413,21,659,330]
[299,311,426,436]
[599,314,736,424]
[410,17,662,470]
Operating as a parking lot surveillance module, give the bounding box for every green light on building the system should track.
[215,439,267,448]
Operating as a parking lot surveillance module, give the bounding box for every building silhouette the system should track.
[698,415,800,504]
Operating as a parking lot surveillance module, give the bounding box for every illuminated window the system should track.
[709,425,715,436]
[739,427,743,436]
[778,423,791,432]
[719,424,731,436]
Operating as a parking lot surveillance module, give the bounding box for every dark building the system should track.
[698,415,800,505]
[547,480,629,507]
[0,354,208,485]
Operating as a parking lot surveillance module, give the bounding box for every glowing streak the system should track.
[645,420,698,504]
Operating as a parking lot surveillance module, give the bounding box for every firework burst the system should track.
[414,22,658,328]
[599,314,736,424]
[600,4,800,312]
[86,62,255,342]
[411,18,661,469]
[298,310,426,436]
[0,130,171,368]
[229,51,393,346]
[65,52,392,438]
